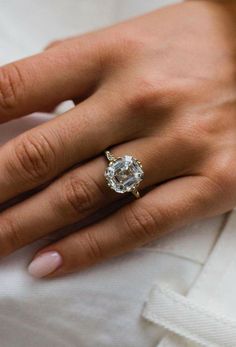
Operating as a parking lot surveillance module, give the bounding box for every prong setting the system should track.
[104,153,144,198]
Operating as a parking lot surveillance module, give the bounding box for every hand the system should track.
[0,0,236,278]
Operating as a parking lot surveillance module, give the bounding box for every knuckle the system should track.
[108,31,145,58]
[127,78,159,111]
[0,217,23,256]
[210,153,236,193]
[174,130,197,154]
[170,121,206,159]
[126,77,175,114]
[103,31,146,69]
[117,35,144,57]
[62,174,96,217]
[123,205,158,241]
[83,232,104,261]
[10,132,56,183]
[0,63,25,114]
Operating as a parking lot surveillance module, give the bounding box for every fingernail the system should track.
[28,251,62,278]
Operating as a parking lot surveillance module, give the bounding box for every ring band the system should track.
[104,150,144,198]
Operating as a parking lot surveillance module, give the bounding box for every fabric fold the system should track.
[143,284,236,347]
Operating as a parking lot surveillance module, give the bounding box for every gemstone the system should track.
[105,155,144,194]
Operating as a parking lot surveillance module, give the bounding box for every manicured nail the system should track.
[28,251,62,278]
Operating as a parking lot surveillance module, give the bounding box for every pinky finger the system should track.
[28,175,226,278]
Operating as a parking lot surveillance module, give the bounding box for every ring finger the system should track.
[0,136,189,257]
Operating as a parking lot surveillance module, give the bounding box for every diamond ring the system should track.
[104,150,144,198]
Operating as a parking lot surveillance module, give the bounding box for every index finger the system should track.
[0,35,102,122]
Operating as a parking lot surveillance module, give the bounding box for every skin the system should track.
[0,0,236,277]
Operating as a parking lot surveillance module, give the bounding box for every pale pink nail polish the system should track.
[28,251,62,278]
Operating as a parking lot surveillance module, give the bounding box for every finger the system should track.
[0,157,111,257]
[28,175,225,278]
[0,34,103,122]
[0,136,184,257]
[45,40,65,50]
[45,37,77,51]
[0,90,141,203]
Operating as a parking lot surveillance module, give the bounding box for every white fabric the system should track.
[0,1,234,346]
[144,284,236,347]
[143,212,236,347]
[0,248,202,347]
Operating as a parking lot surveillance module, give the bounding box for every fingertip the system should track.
[28,251,63,278]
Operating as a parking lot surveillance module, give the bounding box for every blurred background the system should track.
[0,0,179,63]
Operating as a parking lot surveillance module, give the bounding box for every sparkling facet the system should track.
[105,155,144,194]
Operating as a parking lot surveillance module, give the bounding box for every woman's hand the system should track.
[0,0,236,278]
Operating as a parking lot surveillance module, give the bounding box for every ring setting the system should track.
[104,151,144,198]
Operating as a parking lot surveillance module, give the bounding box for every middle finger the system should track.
[0,90,139,204]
